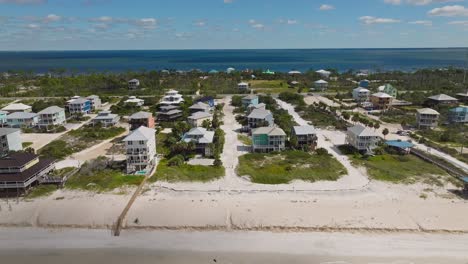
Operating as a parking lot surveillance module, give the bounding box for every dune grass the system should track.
[237,134,252,145]
[66,169,143,192]
[237,150,347,184]
[151,160,225,183]
[26,185,58,199]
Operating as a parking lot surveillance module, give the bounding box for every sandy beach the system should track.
[1,227,468,264]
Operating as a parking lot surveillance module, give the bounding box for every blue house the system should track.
[242,95,259,108]
[448,106,468,123]
[68,98,92,115]
[195,96,215,108]
[359,79,370,88]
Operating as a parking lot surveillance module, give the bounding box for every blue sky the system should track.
[0,0,467,50]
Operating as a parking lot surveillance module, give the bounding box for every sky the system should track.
[0,0,468,50]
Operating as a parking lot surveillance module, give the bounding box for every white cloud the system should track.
[408,20,433,26]
[359,16,401,24]
[90,16,114,23]
[251,23,264,30]
[319,4,335,10]
[448,20,468,25]
[279,19,298,25]
[385,0,463,5]
[26,23,40,29]
[135,18,157,29]
[428,5,468,16]
[194,20,206,27]
[44,14,61,23]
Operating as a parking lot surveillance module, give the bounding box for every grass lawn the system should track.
[343,148,451,185]
[250,80,296,94]
[26,185,58,199]
[68,126,126,141]
[151,160,225,183]
[237,150,347,184]
[22,142,33,148]
[66,169,144,192]
[237,134,252,145]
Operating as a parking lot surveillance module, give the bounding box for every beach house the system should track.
[160,90,184,105]
[0,111,8,125]
[6,112,39,128]
[378,84,398,98]
[38,106,66,128]
[67,98,92,115]
[247,103,267,114]
[370,92,393,110]
[156,105,183,121]
[0,152,55,192]
[189,102,211,113]
[425,94,459,107]
[457,91,468,103]
[188,111,213,127]
[86,95,102,110]
[238,82,249,90]
[124,96,145,107]
[316,69,331,79]
[292,125,317,150]
[251,126,286,153]
[416,108,440,129]
[352,87,370,103]
[0,128,22,156]
[314,80,328,91]
[123,126,156,174]
[182,127,215,157]
[359,79,370,88]
[129,111,155,130]
[448,106,468,123]
[1,103,32,113]
[247,108,274,128]
[346,124,380,152]
[242,94,259,108]
[128,79,140,90]
[91,111,120,127]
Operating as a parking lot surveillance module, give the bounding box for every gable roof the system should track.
[347,124,378,137]
[6,112,38,119]
[252,126,286,136]
[188,111,212,120]
[372,92,393,98]
[315,79,328,84]
[1,103,31,111]
[293,125,316,135]
[428,94,458,101]
[353,87,370,93]
[248,109,272,119]
[189,102,210,110]
[69,98,90,104]
[38,106,64,115]
[129,111,152,119]
[417,108,440,115]
[183,127,215,144]
[123,126,155,141]
[0,128,20,137]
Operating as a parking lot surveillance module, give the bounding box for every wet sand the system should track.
[1,228,467,264]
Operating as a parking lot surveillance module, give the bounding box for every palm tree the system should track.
[382,128,389,139]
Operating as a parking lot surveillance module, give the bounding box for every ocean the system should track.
[0,48,467,74]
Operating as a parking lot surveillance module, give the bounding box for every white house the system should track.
[314,80,328,91]
[0,128,22,156]
[6,112,39,128]
[346,124,380,152]
[416,108,440,129]
[352,87,370,103]
[86,95,102,110]
[247,109,274,128]
[1,103,32,113]
[188,111,213,127]
[124,96,145,107]
[182,127,215,157]
[91,111,121,127]
[128,79,140,90]
[38,106,66,128]
[238,82,249,90]
[123,126,156,174]
[160,90,184,105]
[316,69,331,79]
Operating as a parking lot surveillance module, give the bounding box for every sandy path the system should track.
[1,228,468,263]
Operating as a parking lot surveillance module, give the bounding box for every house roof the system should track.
[417,108,440,115]
[7,112,38,119]
[188,111,212,120]
[288,70,302,75]
[315,79,328,84]
[0,152,37,168]
[38,106,64,115]
[316,69,331,74]
[353,87,370,93]
[386,140,414,149]
[238,82,249,86]
[183,127,215,144]
[1,103,31,111]
[129,79,139,82]
[93,112,119,120]
[293,125,316,135]
[450,106,468,113]
[189,102,210,110]
[248,109,272,119]
[0,110,8,115]
[252,126,286,136]
[69,98,90,104]
[242,94,258,100]
[248,103,266,109]
[347,124,378,137]
[428,94,458,101]
[0,128,20,137]
[158,109,183,116]
[159,105,179,111]
[123,126,155,141]
[457,92,468,97]
[372,92,393,98]
[0,156,55,183]
[129,111,152,119]
[86,95,99,99]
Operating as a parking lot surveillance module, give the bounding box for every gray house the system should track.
[6,112,39,128]
[292,125,318,150]
[247,109,274,128]
[91,111,120,127]
[346,124,380,152]
[38,106,66,128]
[182,127,215,157]
[0,128,22,156]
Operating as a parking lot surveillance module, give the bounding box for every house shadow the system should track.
[448,189,468,200]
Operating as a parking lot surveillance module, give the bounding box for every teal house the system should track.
[0,111,7,124]
[242,94,259,107]
[378,84,398,98]
[448,106,468,123]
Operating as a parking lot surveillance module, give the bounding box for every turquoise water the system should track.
[0,48,467,73]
